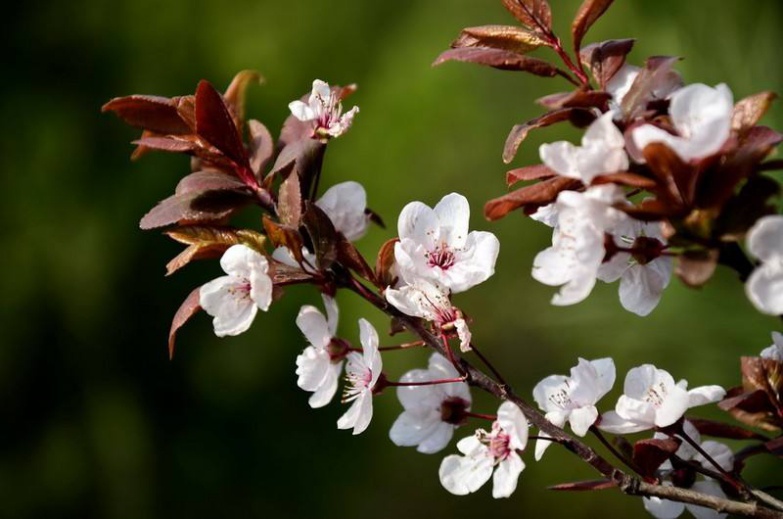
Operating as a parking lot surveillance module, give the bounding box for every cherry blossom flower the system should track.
[644,421,733,519]
[632,83,734,162]
[315,181,370,241]
[597,219,672,316]
[199,244,273,337]
[389,353,472,454]
[271,246,317,273]
[337,319,382,435]
[295,296,344,409]
[539,112,629,184]
[760,331,783,361]
[532,358,615,460]
[385,279,472,351]
[395,193,499,294]
[599,365,725,434]
[439,401,528,499]
[532,184,628,306]
[606,63,682,118]
[289,79,359,139]
[745,215,783,315]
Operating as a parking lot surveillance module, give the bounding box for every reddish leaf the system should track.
[278,170,303,227]
[433,48,560,77]
[168,287,202,359]
[164,226,267,275]
[139,189,250,230]
[175,170,247,195]
[643,142,695,208]
[503,108,595,163]
[536,90,612,110]
[131,136,201,154]
[579,38,635,88]
[263,216,305,266]
[720,389,781,432]
[484,177,580,221]
[375,238,399,289]
[620,198,671,221]
[675,249,719,288]
[102,95,191,135]
[337,239,377,285]
[502,0,552,32]
[453,25,550,54]
[732,91,777,134]
[592,172,656,189]
[195,80,249,169]
[166,243,229,276]
[549,479,616,491]
[765,436,783,457]
[571,0,614,52]
[621,56,681,119]
[633,437,681,478]
[506,164,557,186]
[271,263,314,286]
[268,139,325,194]
[688,418,768,441]
[715,175,780,240]
[223,70,264,126]
[248,119,274,178]
[302,203,339,270]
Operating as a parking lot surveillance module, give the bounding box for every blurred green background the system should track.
[3,0,782,517]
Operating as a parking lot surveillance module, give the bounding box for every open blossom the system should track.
[606,63,682,118]
[389,353,472,454]
[532,184,628,306]
[532,358,615,460]
[199,244,273,337]
[288,79,358,139]
[632,83,734,162]
[395,193,499,294]
[539,112,629,184]
[760,331,783,361]
[439,401,528,499]
[315,181,370,241]
[295,296,344,409]
[599,365,725,434]
[385,279,472,351]
[337,319,382,435]
[644,421,733,519]
[598,219,672,316]
[745,215,783,315]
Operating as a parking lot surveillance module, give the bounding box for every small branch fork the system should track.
[343,277,783,519]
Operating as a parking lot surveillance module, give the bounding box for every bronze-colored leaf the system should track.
[732,91,777,134]
[278,170,302,227]
[263,216,305,265]
[592,172,656,189]
[271,263,314,286]
[139,189,251,230]
[506,164,556,186]
[433,48,560,77]
[131,136,201,154]
[165,225,266,250]
[503,108,595,163]
[248,119,274,178]
[337,239,377,285]
[195,80,249,169]
[633,437,680,478]
[642,142,695,208]
[536,90,612,110]
[269,138,325,194]
[621,56,681,120]
[302,202,339,270]
[223,70,264,126]
[579,38,635,88]
[175,170,247,195]
[166,243,229,276]
[375,238,399,289]
[720,388,781,432]
[675,248,719,288]
[571,0,614,53]
[102,95,191,135]
[484,177,580,221]
[549,479,616,492]
[688,418,768,441]
[453,25,549,54]
[502,0,552,32]
[168,287,201,359]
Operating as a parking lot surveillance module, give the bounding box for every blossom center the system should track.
[227,280,252,300]
[643,382,669,407]
[440,396,470,426]
[427,244,456,270]
[342,363,373,402]
[547,384,574,410]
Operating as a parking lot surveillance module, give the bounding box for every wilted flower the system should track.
[439,401,528,499]
[289,79,359,139]
[199,244,273,337]
[390,353,472,454]
[295,296,344,408]
[599,365,725,434]
[395,193,500,294]
[745,215,783,315]
[337,319,382,435]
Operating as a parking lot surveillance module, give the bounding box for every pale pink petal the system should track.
[397,201,438,246]
[288,100,315,121]
[433,193,471,248]
[598,410,649,434]
[316,181,368,241]
[644,495,685,519]
[654,384,690,427]
[296,305,330,349]
[295,346,331,392]
[497,401,528,451]
[687,385,726,408]
[534,431,554,461]
[568,406,598,437]
[540,141,580,179]
[358,319,382,386]
[337,390,373,435]
[439,449,493,495]
[492,453,524,498]
[199,277,258,337]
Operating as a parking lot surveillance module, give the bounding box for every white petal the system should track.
[617,258,671,316]
[446,231,500,293]
[597,411,649,434]
[455,318,472,352]
[397,201,438,246]
[337,390,373,435]
[644,495,685,519]
[389,410,441,448]
[433,193,471,248]
[497,401,528,451]
[532,374,570,413]
[221,244,265,278]
[540,141,581,179]
[569,406,598,437]
[747,215,783,262]
[316,181,368,241]
[359,319,382,387]
[439,451,493,496]
[296,305,331,349]
[687,385,726,407]
[416,424,455,454]
[655,384,691,427]
[746,264,783,315]
[288,100,315,121]
[534,431,554,461]
[492,453,524,498]
[199,277,258,337]
[311,79,331,102]
[308,361,342,408]
[696,441,734,472]
[295,346,331,392]
[606,64,640,105]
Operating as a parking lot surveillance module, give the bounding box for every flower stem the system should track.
[378,341,425,352]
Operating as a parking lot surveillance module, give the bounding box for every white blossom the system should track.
[599,365,725,434]
[540,112,629,185]
[385,279,472,351]
[532,184,628,306]
[395,193,499,294]
[606,64,682,118]
[439,401,528,499]
[745,215,783,315]
[532,358,615,460]
[598,219,673,316]
[632,83,734,162]
[288,79,359,139]
[760,331,783,361]
[271,246,317,273]
[199,244,273,337]
[337,319,382,435]
[316,181,370,241]
[295,296,343,408]
[389,353,472,454]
